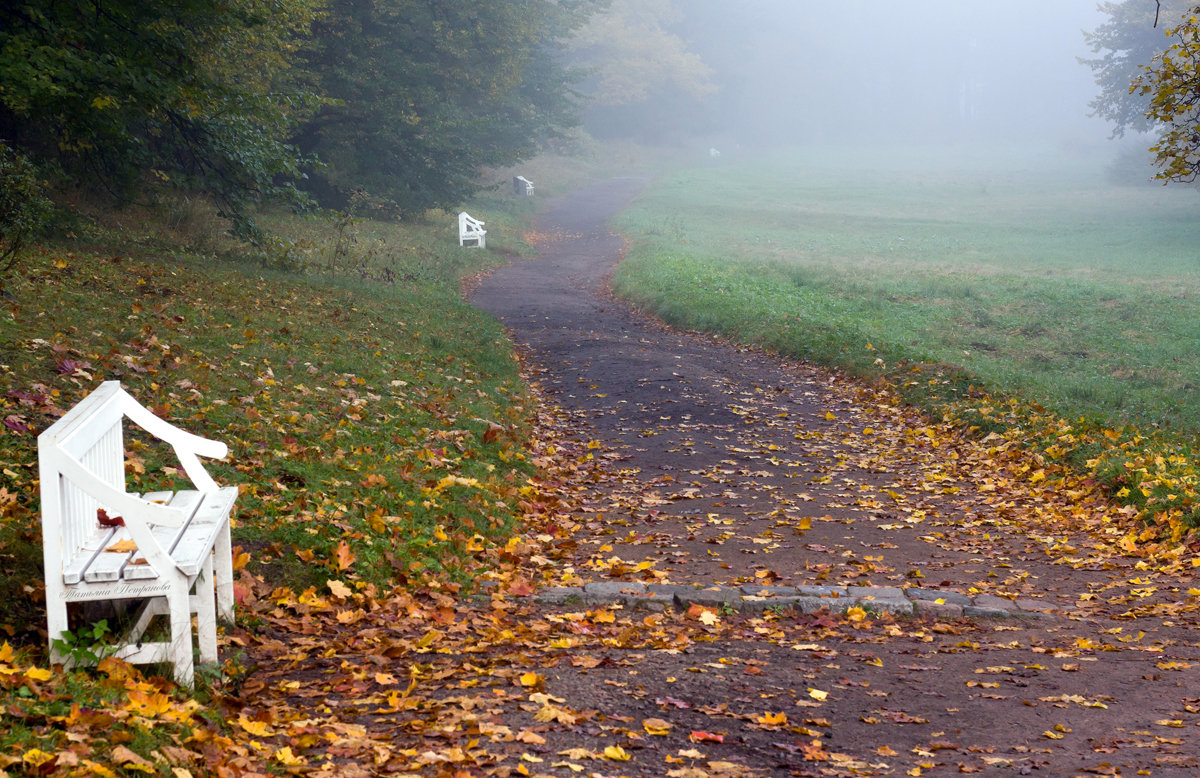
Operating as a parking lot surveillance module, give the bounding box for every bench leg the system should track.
[194,557,218,666]
[45,594,71,669]
[214,520,234,622]
[166,581,195,688]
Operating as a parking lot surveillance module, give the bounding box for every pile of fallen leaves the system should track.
[895,362,1200,555]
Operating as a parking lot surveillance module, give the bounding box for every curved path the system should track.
[467,178,1200,776]
[472,180,1095,600]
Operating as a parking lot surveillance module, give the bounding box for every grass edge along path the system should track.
[609,183,1200,561]
[0,199,574,771]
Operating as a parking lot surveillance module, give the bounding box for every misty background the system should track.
[579,0,1113,152]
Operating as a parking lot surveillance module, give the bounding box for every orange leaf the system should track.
[335,540,356,571]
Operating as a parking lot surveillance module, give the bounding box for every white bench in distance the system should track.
[513,176,534,196]
[458,211,487,248]
[38,381,236,687]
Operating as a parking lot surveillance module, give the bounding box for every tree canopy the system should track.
[0,0,322,234]
[1081,0,1192,137]
[295,0,598,215]
[1133,5,1200,181]
[0,0,602,230]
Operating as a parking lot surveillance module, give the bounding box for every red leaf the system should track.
[689,730,725,743]
[97,509,125,527]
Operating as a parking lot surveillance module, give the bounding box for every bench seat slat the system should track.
[62,526,119,585]
[127,488,235,578]
[69,488,236,584]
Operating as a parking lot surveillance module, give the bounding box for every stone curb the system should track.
[522,583,1060,620]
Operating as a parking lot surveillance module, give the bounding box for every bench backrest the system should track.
[39,383,128,560]
[459,211,484,234]
[39,382,226,570]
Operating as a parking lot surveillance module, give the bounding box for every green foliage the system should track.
[0,142,52,276]
[568,0,717,141]
[570,0,714,107]
[0,0,321,232]
[1133,6,1200,182]
[1081,1,1192,137]
[294,0,601,214]
[50,620,117,667]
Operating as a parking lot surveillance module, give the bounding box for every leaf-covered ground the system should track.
[3,182,1200,777]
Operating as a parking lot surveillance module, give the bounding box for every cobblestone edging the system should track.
[525,582,1059,620]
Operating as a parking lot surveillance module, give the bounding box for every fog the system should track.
[600,1,1115,152]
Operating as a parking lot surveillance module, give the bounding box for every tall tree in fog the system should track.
[1082,0,1191,136]
[568,0,716,141]
[1132,5,1200,181]
[294,0,598,214]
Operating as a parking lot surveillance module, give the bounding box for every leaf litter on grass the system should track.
[4,245,1200,775]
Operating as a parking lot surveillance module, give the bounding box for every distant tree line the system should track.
[0,0,601,237]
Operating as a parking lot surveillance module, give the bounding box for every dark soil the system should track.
[464,179,1200,777]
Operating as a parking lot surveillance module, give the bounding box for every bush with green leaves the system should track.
[0,141,52,276]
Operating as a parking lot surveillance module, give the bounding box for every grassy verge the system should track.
[0,191,559,767]
[1,198,543,638]
[612,145,1200,540]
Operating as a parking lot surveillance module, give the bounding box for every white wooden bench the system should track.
[458,211,487,248]
[513,176,535,197]
[38,381,236,687]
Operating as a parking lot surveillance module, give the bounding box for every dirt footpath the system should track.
[466,179,1200,777]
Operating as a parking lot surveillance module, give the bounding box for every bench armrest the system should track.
[55,454,193,530]
[119,395,226,493]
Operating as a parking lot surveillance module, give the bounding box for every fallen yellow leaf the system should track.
[602,745,631,761]
[643,717,673,735]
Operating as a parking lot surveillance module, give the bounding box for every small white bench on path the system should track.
[513,176,535,197]
[39,381,236,687]
[458,211,487,248]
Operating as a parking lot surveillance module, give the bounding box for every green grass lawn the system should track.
[613,145,1200,437]
[611,144,1200,533]
[0,200,542,649]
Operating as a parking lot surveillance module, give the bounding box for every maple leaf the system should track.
[334,540,356,571]
[237,716,275,737]
[800,739,829,761]
[535,704,578,724]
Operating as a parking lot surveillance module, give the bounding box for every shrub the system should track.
[0,142,53,276]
